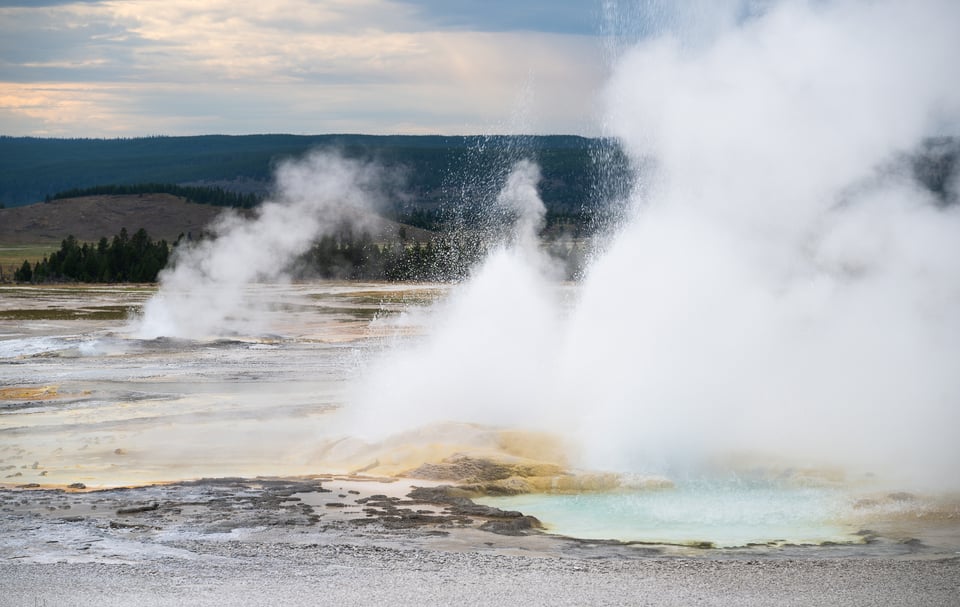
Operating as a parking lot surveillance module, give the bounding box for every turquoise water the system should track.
[478,481,855,548]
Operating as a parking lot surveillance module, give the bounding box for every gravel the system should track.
[2,547,958,606]
[2,480,957,606]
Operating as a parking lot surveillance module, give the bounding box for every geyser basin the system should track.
[478,480,855,548]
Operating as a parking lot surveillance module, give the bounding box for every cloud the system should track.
[395,0,599,35]
[0,2,157,82]
[0,0,604,136]
[0,82,201,135]
[0,1,102,6]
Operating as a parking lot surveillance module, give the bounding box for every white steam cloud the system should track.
[134,152,385,339]
[574,0,960,483]
[495,159,547,252]
[350,0,960,488]
[347,160,563,437]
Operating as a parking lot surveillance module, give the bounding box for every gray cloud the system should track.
[0,3,159,82]
[0,0,605,136]
[396,0,600,35]
[0,1,103,6]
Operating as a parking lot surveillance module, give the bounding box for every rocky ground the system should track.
[1,477,958,606]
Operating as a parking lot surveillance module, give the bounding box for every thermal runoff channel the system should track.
[352,0,960,490]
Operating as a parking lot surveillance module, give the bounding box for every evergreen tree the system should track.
[25,227,171,284]
[14,259,32,282]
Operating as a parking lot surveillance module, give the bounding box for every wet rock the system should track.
[68,483,86,490]
[408,485,526,519]
[855,531,879,544]
[888,492,916,502]
[405,455,562,484]
[109,520,155,530]
[406,486,473,504]
[380,511,450,529]
[479,516,543,536]
[404,455,643,497]
[116,502,159,514]
[349,518,379,526]
[459,477,535,496]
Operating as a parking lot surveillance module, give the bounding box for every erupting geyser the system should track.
[133,152,387,339]
[6,0,960,557]
[352,0,960,490]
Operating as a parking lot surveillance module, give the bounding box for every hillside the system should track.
[0,193,434,246]
[0,134,630,211]
[0,194,223,245]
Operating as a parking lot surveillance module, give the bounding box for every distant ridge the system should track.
[0,134,625,209]
[0,193,434,247]
[2,134,948,213]
[0,194,223,245]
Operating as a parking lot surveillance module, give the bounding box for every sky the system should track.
[0,0,618,137]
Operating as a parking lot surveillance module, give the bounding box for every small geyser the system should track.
[133,151,388,339]
[346,159,566,440]
[350,0,960,496]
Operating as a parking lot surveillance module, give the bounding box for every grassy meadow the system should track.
[0,244,59,282]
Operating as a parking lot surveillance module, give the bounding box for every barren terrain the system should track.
[0,195,224,245]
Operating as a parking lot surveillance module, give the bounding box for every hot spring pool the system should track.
[477,480,856,548]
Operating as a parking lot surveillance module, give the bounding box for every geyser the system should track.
[347,158,565,440]
[133,151,387,339]
[351,0,960,490]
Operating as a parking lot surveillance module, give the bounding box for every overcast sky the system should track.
[0,0,626,137]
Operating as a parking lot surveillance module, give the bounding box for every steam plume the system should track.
[495,159,546,251]
[134,151,385,339]
[348,160,562,437]
[351,0,960,489]
[571,0,960,483]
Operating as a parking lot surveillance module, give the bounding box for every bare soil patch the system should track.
[0,194,224,246]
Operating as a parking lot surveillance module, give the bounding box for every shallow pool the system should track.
[478,480,856,547]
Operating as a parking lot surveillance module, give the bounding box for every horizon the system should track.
[0,132,600,140]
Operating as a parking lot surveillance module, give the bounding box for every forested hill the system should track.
[0,134,632,211]
[2,134,953,213]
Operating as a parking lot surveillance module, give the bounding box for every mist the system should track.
[133,151,387,339]
[346,159,564,438]
[349,0,960,489]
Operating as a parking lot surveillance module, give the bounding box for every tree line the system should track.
[14,229,480,284]
[50,183,262,208]
[14,228,170,283]
[13,226,587,284]
[296,230,586,281]
[295,231,488,281]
